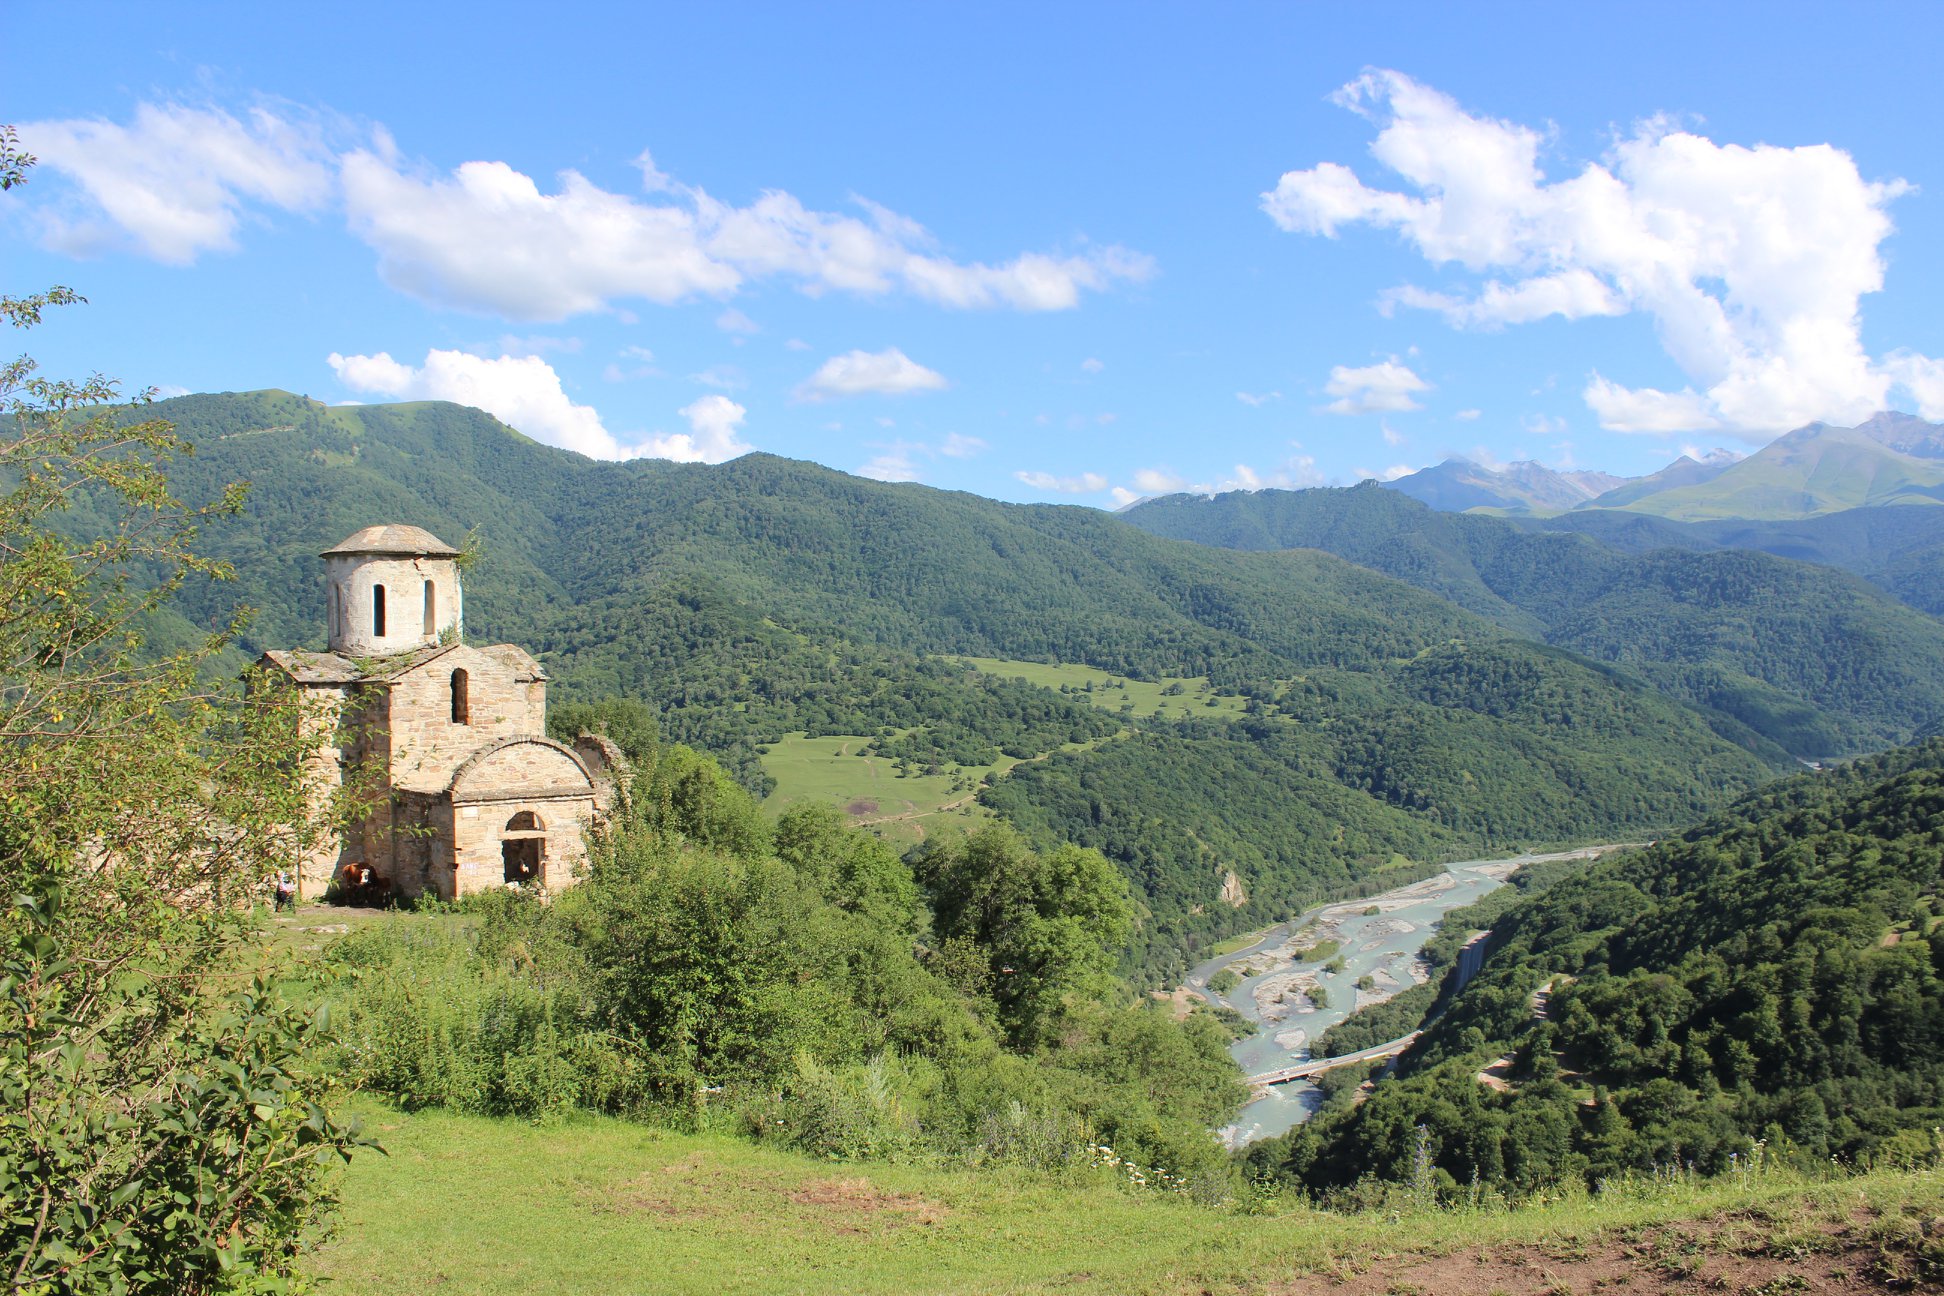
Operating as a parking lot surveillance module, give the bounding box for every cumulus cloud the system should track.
[1883,353,1944,421]
[796,347,947,400]
[644,395,753,463]
[715,307,760,334]
[1124,456,1325,499]
[337,145,1151,321]
[1081,357,1105,373]
[328,347,626,458]
[1455,408,1482,421]
[857,443,923,483]
[326,347,750,462]
[21,103,334,263]
[1133,468,1188,493]
[1324,359,1429,414]
[1236,390,1282,407]
[1014,469,1109,494]
[1265,69,1936,437]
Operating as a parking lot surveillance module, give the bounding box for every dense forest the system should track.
[1124,482,1944,756]
[1248,740,1944,1198]
[142,391,1796,967]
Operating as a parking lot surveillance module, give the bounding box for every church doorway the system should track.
[501,810,546,885]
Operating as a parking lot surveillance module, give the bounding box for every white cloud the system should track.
[336,144,1151,321]
[1884,352,1944,421]
[1081,357,1105,374]
[858,442,923,483]
[1351,463,1420,482]
[1133,468,1187,493]
[1265,69,1933,438]
[1455,408,1482,421]
[716,307,760,334]
[1236,390,1282,407]
[325,347,750,462]
[1149,455,1327,498]
[1109,487,1141,507]
[1324,359,1429,414]
[796,347,947,401]
[1381,422,1405,446]
[939,432,987,459]
[642,395,753,463]
[1582,376,1720,434]
[21,103,334,263]
[1015,469,1109,494]
[328,347,627,458]
[786,338,812,351]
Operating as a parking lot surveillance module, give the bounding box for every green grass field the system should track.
[309,1101,1944,1295]
[955,657,1252,721]
[759,731,1000,846]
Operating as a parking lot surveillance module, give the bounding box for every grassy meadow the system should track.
[758,731,1002,845]
[955,657,1253,721]
[311,1099,1944,1295]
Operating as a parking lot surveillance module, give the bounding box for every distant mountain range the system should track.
[1384,411,1944,520]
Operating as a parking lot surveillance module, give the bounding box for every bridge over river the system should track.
[1245,1030,1421,1087]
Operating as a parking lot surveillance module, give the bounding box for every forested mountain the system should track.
[1518,504,1944,618]
[1251,738,1944,1197]
[1122,482,1944,757]
[148,390,1782,973]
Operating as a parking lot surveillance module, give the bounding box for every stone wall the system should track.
[324,553,462,656]
[384,645,546,794]
[450,793,597,898]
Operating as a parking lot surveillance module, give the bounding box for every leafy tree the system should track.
[0,131,364,1293]
[914,824,1134,1048]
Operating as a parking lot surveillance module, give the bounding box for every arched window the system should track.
[450,668,470,725]
[372,584,387,638]
[423,579,436,636]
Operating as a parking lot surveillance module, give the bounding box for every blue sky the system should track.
[8,2,1944,504]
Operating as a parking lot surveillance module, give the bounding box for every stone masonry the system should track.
[259,524,622,901]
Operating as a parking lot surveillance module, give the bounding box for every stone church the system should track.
[260,525,624,901]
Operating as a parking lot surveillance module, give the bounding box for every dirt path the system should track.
[1273,1205,1937,1295]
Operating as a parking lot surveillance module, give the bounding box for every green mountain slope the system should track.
[1122,482,1944,757]
[148,390,1780,974]
[1574,412,1944,522]
[1519,504,1944,618]
[1253,738,1944,1195]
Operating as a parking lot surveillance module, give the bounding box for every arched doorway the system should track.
[501,810,545,885]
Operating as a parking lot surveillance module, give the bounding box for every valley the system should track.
[16,31,1944,1294]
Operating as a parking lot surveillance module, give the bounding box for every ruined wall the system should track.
[450,793,597,897]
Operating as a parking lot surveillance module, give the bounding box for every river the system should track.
[1183,847,1626,1147]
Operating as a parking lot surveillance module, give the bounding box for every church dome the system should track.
[321,524,460,559]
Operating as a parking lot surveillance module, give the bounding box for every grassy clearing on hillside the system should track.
[311,1101,1944,1295]
[957,657,1252,721]
[759,731,999,845]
